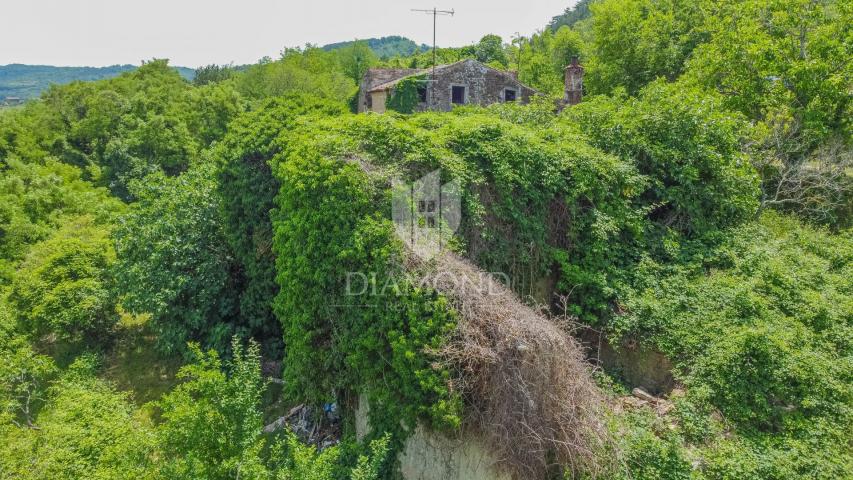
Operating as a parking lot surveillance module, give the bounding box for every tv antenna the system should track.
[412,7,455,105]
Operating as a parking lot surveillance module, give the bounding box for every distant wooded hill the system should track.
[1,37,426,101]
[0,64,195,100]
[549,0,593,30]
[322,36,429,59]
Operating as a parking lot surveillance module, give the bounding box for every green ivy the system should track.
[270,135,462,450]
[216,94,347,356]
[385,75,426,114]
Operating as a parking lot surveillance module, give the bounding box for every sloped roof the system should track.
[369,73,426,93]
[366,59,531,93]
[362,67,425,93]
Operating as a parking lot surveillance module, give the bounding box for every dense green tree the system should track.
[192,64,236,86]
[9,217,117,345]
[25,59,244,199]
[236,47,356,103]
[617,212,852,478]
[584,0,709,95]
[475,34,509,68]
[181,82,245,146]
[216,94,347,356]
[0,303,57,429]
[513,26,584,95]
[687,0,851,146]
[685,0,852,220]
[113,163,240,354]
[564,81,760,239]
[0,101,67,165]
[0,157,120,282]
[555,82,759,320]
[336,40,379,85]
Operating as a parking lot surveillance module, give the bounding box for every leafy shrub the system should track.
[270,431,390,480]
[156,337,391,480]
[0,302,57,428]
[155,339,266,480]
[0,357,155,480]
[9,216,117,344]
[564,81,760,240]
[617,212,852,476]
[617,411,693,480]
[701,423,852,480]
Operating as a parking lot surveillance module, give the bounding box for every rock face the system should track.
[355,394,510,480]
[398,425,512,480]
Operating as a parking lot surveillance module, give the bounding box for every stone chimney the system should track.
[564,56,584,106]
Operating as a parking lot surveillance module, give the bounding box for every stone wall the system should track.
[420,59,536,112]
[370,91,387,114]
[578,329,675,395]
[355,394,511,480]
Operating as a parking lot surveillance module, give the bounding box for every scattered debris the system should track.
[617,387,675,417]
[262,403,342,449]
[632,387,657,403]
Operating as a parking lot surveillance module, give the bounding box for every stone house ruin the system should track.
[359,57,586,114]
[358,59,538,113]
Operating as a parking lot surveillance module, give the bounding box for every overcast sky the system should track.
[2,0,574,68]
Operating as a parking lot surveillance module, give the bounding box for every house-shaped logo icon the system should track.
[391,170,461,260]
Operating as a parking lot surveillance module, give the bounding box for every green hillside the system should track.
[0,63,195,101]
[323,35,429,59]
[549,0,593,30]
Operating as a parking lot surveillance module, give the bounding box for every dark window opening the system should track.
[417,85,427,103]
[504,89,517,102]
[427,200,436,212]
[418,200,426,212]
[426,216,436,228]
[451,85,466,104]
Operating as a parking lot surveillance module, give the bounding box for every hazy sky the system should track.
[2,0,574,68]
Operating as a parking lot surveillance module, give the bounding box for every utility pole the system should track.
[412,7,454,107]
